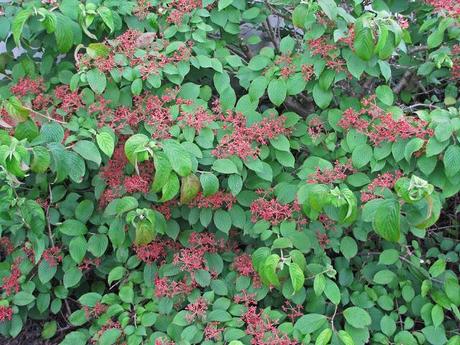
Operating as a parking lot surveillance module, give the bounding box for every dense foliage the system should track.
[0,0,459,344]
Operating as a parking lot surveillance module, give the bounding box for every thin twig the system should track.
[47,184,54,247]
[330,304,338,332]
[263,19,279,51]
[23,105,68,124]
[408,45,428,54]
[393,70,413,94]
[400,103,438,112]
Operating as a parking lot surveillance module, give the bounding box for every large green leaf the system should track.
[289,262,304,292]
[372,199,401,242]
[152,152,172,192]
[73,140,102,166]
[163,140,193,177]
[354,26,375,61]
[268,78,287,107]
[343,306,372,328]
[55,14,74,53]
[443,145,460,178]
[200,173,219,196]
[313,83,333,109]
[87,68,107,94]
[12,9,32,47]
[294,314,328,334]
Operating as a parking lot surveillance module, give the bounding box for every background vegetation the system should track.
[0,0,459,344]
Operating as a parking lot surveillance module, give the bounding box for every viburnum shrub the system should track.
[0,0,460,344]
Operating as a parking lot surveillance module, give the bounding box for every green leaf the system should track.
[88,234,109,257]
[292,5,308,29]
[12,9,32,47]
[218,0,233,11]
[252,247,271,272]
[97,6,114,32]
[422,325,448,345]
[429,259,446,278]
[280,36,296,55]
[69,236,87,264]
[13,291,35,306]
[64,267,83,288]
[318,0,338,20]
[315,328,333,345]
[338,330,354,345]
[261,254,281,288]
[152,152,172,192]
[427,19,450,49]
[60,331,87,345]
[15,120,39,141]
[163,139,193,177]
[431,305,444,328]
[340,236,357,260]
[99,329,122,345]
[55,14,74,53]
[444,276,460,305]
[0,17,10,40]
[78,293,102,307]
[134,220,156,246]
[248,55,271,71]
[378,249,400,265]
[180,174,201,204]
[324,278,341,304]
[214,209,232,234]
[73,140,102,166]
[372,199,400,242]
[249,76,268,101]
[268,78,287,107]
[75,200,94,223]
[66,151,86,183]
[105,196,139,216]
[376,85,394,106]
[270,135,290,152]
[313,83,333,109]
[38,260,57,284]
[354,26,375,61]
[343,306,371,328]
[376,27,395,60]
[405,138,424,161]
[195,269,211,287]
[443,145,460,178]
[4,96,29,121]
[160,172,180,202]
[352,144,372,168]
[96,132,115,158]
[87,68,107,94]
[87,43,110,58]
[131,78,143,96]
[319,69,335,90]
[212,159,238,174]
[59,219,88,236]
[31,147,51,173]
[124,134,149,165]
[108,266,126,285]
[381,315,396,336]
[289,263,304,292]
[314,273,326,296]
[373,269,397,284]
[294,314,328,334]
[173,310,190,326]
[119,285,134,303]
[200,173,219,196]
[208,310,232,322]
[42,321,57,340]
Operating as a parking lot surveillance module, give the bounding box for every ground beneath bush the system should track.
[0,322,57,345]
